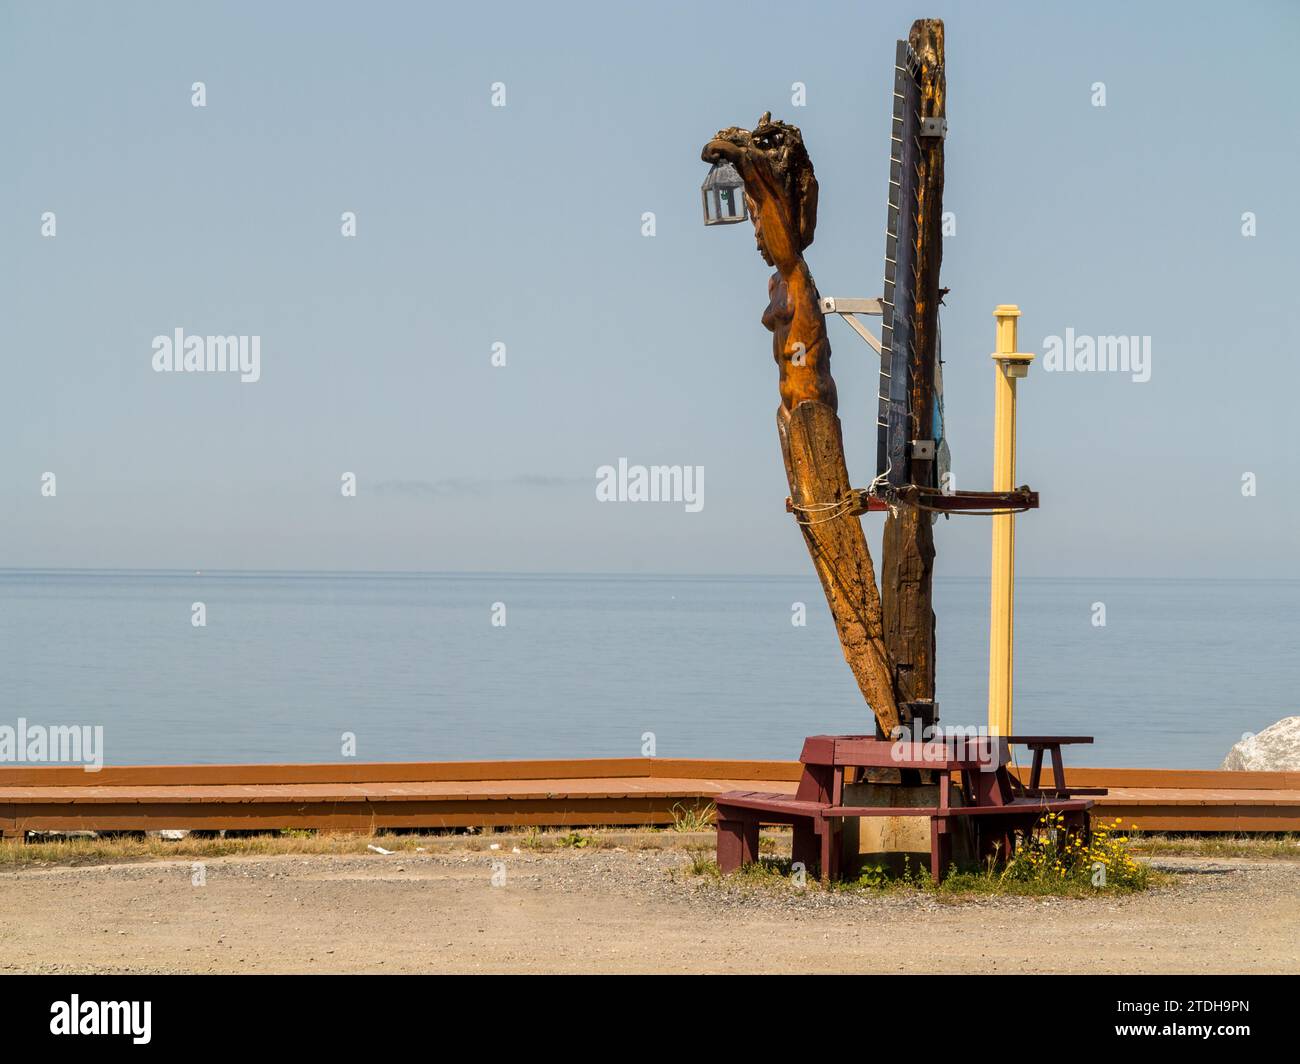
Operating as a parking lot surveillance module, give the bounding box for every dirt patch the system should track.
[0,848,1295,974]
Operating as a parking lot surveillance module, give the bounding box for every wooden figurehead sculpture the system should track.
[703,114,900,734]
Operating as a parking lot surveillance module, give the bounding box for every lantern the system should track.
[701,161,747,225]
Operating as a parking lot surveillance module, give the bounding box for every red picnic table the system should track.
[716,734,1103,882]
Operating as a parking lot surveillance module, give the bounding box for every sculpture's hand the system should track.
[701,135,743,162]
[701,133,759,184]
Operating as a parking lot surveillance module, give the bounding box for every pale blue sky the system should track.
[2,0,1296,577]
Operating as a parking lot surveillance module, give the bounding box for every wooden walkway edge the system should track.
[1,759,1297,836]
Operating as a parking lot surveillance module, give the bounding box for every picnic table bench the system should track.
[716,734,1102,882]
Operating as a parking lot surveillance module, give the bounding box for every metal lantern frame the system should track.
[701,161,748,225]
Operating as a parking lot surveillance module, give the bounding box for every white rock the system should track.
[1220,716,1300,771]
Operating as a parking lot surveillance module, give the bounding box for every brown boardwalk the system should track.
[1,759,1297,837]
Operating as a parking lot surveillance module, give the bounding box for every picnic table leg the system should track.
[797,763,835,804]
[817,817,840,882]
[792,819,818,877]
[740,815,760,867]
[717,816,754,873]
[1050,745,1068,796]
[717,817,741,873]
[1071,809,1092,847]
[987,822,1014,866]
[930,815,952,883]
[1029,747,1045,792]
[970,766,1000,807]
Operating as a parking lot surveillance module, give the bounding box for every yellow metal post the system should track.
[987,305,1034,736]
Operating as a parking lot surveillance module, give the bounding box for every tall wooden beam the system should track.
[880,19,945,713]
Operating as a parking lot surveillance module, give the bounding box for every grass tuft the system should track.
[670,802,716,833]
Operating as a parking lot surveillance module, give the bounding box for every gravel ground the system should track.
[0,847,1295,973]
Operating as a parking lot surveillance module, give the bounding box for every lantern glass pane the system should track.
[720,187,738,220]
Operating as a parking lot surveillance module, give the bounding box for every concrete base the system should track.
[839,782,973,878]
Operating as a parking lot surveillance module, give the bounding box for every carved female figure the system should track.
[703,114,900,733]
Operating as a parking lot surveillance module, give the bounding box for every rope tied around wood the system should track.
[788,494,859,525]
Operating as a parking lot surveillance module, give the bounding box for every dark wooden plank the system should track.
[879,18,945,713]
[830,737,992,769]
[949,800,1093,818]
[1004,736,1095,745]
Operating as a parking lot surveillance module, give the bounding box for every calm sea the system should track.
[0,570,1293,769]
